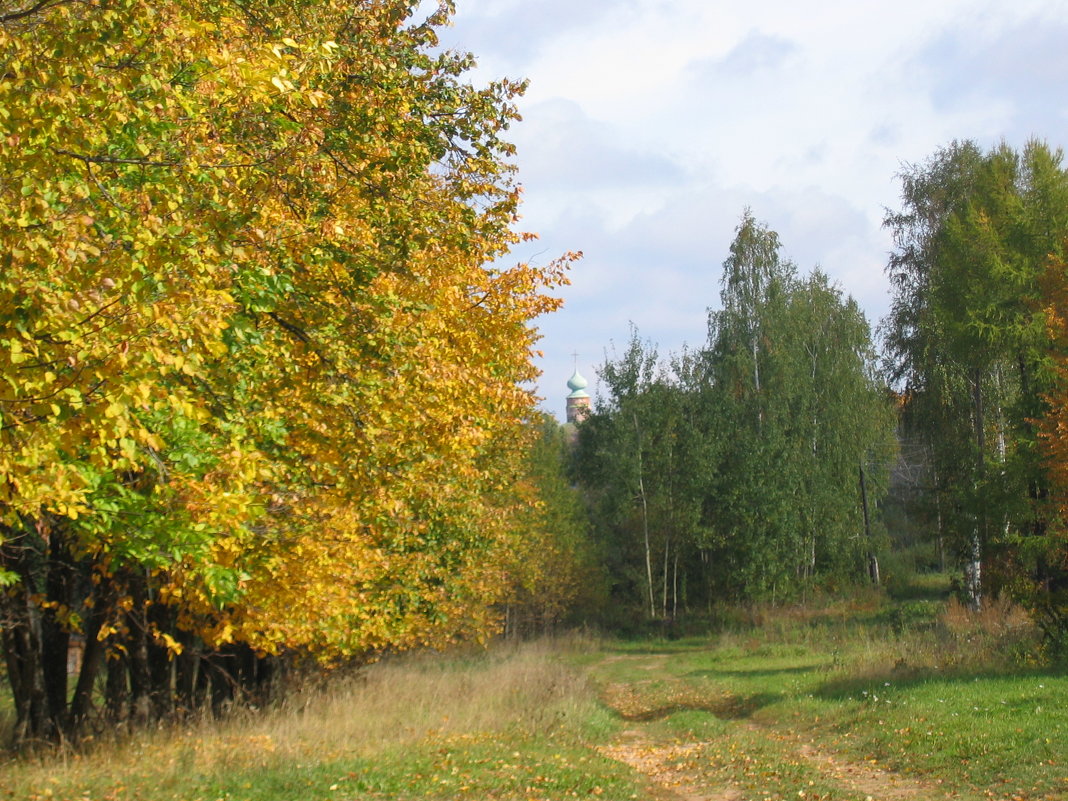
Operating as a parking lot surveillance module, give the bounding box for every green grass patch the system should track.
[800,671,1068,798]
[13,735,638,801]
[584,595,1066,800]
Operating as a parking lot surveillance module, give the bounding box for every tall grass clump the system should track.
[665,588,1042,681]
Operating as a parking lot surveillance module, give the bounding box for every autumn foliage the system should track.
[1035,252,1068,647]
[0,0,576,743]
[883,140,1068,644]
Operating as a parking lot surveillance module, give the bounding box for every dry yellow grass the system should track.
[1,635,604,796]
[939,594,1032,637]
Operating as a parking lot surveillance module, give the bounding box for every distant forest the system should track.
[565,140,1068,648]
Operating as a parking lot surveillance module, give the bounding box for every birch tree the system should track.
[704,214,893,599]
[884,139,1068,607]
[574,333,705,620]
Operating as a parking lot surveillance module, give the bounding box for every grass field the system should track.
[2,583,1066,800]
[1,639,641,800]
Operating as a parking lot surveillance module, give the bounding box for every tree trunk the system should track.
[859,464,878,585]
[672,550,679,619]
[147,601,174,719]
[175,628,201,718]
[208,650,236,717]
[968,368,985,610]
[126,577,152,725]
[752,337,763,430]
[0,523,55,746]
[1,607,49,746]
[661,534,669,619]
[105,648,129,723]
[935,479,946,573]
[634,413,655,620]
[69,600,105,732]
[40,533,73,736]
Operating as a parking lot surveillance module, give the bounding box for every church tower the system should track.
[565,366,591,424]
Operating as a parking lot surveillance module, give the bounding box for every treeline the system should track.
[0,0,585,745]
[568,141,1068,657]
[884,140,1068,647]
[571,213,895,616]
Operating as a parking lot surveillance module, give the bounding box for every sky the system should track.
[430,0,1068,419]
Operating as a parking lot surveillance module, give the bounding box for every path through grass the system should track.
[584,598,1066,801]
[3,596,1065,800]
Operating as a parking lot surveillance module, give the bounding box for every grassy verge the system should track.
[4,587,1066,800]
[1,638,643,801]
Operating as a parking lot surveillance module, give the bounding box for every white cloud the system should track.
[512,98,687,192]
[436,0,1068,414]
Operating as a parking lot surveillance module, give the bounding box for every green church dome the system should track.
[567,368,589,399]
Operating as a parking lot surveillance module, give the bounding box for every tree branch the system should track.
[51,147,286,171]
[0,0,70,24]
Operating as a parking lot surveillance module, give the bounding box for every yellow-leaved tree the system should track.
[0,0,574,743]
